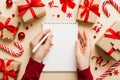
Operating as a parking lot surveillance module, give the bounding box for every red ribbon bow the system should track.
[79,0,100,22]
[0,59,18,80]
[0,18,18,35]
[104,28,120,40]
[18,0,45,18]
[60,0,76,13]
[104,28,120,55]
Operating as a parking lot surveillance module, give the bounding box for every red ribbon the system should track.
[18,0,45,18]
[0,58,18,80]
[0,18,18,35]
[104,28,120,55]
[107,48,115,55]
[79,0,100,22]
[104,28,120,40]
[60,0,76,13]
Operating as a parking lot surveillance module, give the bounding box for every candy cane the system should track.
[102,0,110,17]
[102,0,120,17]
[109,0,120,12]
[96,60,120,80]
[0,41,24,57]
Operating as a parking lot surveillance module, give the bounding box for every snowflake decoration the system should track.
[113,70,119,76]
[66,12,72,18]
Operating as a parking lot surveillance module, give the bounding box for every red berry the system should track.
[6,0,13,7]
[18,32,25,40]
[25,27,29,30]
[95,67,98,70]
[93,35,96,39]
[109,73,112,76]
[57,14,60,18]
[12,14,15,18]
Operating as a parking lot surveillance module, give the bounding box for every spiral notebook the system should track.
[42,22,78,71]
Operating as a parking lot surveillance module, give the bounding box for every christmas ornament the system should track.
[6,0,13,7]
[18,32,25,40]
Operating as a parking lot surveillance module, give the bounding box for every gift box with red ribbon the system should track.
[15,0,46,23]
[60,0,76,13]
[76,0,100,23]
[0,15,19,40]
[0,58,21,80]
[96,22,120,61]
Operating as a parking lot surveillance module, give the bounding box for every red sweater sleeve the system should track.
[77,67,93,80]
[22,58,45,80]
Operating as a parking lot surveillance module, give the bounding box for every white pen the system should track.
[32,30,53,53]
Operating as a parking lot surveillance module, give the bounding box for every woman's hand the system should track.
[30,29,53,63]
[75,30,91,71]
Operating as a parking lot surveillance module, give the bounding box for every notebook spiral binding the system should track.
[43,22,77,24]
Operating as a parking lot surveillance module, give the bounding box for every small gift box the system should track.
[96,22,120,61]
[0,58,21,80]
[0,15,19,40]
[15,0,46,23]
[76,0,100,23]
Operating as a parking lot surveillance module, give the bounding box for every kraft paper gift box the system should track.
[15,0,46,23]
[0,15,19,40]
[76,0,100,23]
[0,58,21,80]
[96,22,120,61]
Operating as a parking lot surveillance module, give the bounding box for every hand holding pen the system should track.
[30,29,53,63]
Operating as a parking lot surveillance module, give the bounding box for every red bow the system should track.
[60,0,76,13]
[18,0,45,18]
[0,18,18,35]
[79,0,100,22]
[0,59,18,80]
[104,28,120,40]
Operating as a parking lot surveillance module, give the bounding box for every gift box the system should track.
[0,58,21,80]
[0,15,19,40]
[76,0,100,23]
[15,0,46,23]
[96,22,120,61]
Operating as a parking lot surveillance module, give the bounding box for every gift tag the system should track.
[2,29,14,40]
[111,40,120,51]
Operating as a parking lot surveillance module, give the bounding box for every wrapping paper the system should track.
[76,0,100,23]
[0,58,21,80]
[0,15,19,40]
[96,22,120,61]
[15,0,46,23]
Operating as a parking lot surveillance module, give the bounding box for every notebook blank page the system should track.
[42,23,78,71]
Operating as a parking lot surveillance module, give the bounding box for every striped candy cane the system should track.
[109,0,120,13]
[102,0,120,17]
[96,60,120,80]
[0,41,24,57]
[102,0,110,17]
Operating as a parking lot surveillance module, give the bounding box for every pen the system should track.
[32,30,53,53]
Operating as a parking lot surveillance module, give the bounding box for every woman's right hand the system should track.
[30,29,53,63]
